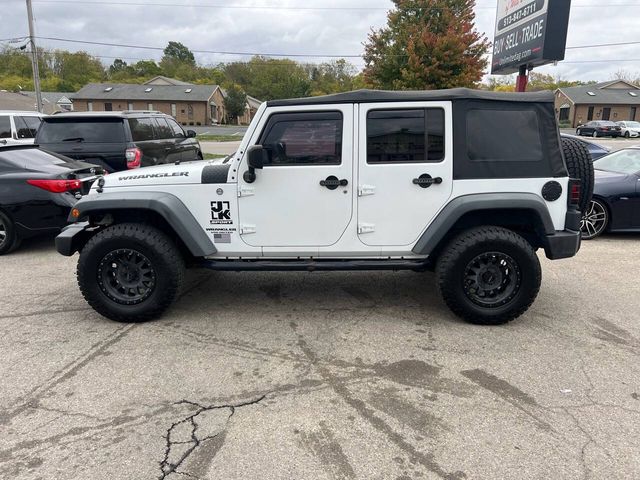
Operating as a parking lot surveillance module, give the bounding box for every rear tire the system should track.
[436,227,541,326]
[561,136,594,213]
[576,129,582,136]
[77,223,185,322]
[592,131,598,138]
[0,211,21,255]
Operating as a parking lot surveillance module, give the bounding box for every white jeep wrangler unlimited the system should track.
[57,89,592,325]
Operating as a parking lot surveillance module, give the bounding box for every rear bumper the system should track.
[543,229,581,260]
[542,209,582,260]
[55,222,91,256]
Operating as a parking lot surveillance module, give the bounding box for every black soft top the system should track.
[267,88,554,107]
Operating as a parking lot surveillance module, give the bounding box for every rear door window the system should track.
[37,119,125,143]
[367,108,445,163]
[128,118,156,142]
[15,116,41,139]
[0,116,11,139]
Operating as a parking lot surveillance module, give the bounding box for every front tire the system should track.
[625,131,630,138]
[436,227,541,326]
[576,129,582,136]
[77,223,185,322]
[0,211,21,255]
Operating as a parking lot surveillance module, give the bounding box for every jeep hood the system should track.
[97,161,212,188]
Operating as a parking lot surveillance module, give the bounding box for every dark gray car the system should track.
[35,111,203,172]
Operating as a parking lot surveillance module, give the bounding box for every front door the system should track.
[357,103,453,246]
[602,108,611,121]
[238,107,353,248]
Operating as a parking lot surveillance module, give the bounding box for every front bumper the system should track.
[55,222,92,256]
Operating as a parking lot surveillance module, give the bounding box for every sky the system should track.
[1,0,639,84]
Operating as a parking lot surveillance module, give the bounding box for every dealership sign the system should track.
[491,0,572,75]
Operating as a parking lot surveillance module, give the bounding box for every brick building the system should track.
[555,80,640,127]
[72,80,227,126]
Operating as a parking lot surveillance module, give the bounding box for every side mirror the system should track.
[244,145,269,183]
[186,130,197,138]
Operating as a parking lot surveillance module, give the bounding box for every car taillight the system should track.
[125,147,142,169]
[568,179,581,208]
[27,179,82,193]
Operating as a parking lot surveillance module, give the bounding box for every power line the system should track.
[35,35,640,60]
[36,36,365,58]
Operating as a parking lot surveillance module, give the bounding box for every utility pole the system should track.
[26,0,43,113]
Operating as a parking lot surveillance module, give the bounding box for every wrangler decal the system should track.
[118,172,189,181]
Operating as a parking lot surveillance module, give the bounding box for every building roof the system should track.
[22,91,73,104]
[143,76,194,86]
[72,83,220,102]
[558,80,640,105]
[267,88,554,107]
[247,95,263,109]
[0,91,38,111]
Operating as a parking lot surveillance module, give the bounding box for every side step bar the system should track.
[200,259,430,272]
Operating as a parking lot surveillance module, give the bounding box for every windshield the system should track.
[37,119,125,143]
[594,149,640,174]
[625,121,640,128]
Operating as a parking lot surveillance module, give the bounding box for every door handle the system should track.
[413,174,443,189]
[0,139,6,145]
[320,175,348,190]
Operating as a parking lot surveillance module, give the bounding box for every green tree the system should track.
[160,41,196,77]
[224,83,248,123]
[363,0,490,90]
[308,59,358,95]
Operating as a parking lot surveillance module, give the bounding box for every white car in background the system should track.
[616,120,640,138]
[0,111,46,146]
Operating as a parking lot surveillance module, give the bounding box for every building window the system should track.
[559,108,570,122]
[128,102,134,111]
[187,104,194,120]
[587,106,594,121]
[148,103,154,111]
[171,103,177,117]
[87,101,93,111]
[104,102,113,111]
[631,107,637,121]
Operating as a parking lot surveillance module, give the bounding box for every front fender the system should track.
[65,191,216,257]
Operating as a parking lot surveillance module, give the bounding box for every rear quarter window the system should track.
[37,119,125,143]
[467,110,542,162]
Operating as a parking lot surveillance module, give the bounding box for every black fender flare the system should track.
[412,193,556,255]
[62,192,216,257]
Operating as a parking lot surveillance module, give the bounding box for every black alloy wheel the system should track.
[463,252,521,308]
[97,248,157,305]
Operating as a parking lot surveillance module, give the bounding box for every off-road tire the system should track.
[77,223,185,322]
[561,136,594,213]
[436,226,541,326]
[0,211,21,255]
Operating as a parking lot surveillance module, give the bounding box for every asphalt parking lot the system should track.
[1,234,639,480]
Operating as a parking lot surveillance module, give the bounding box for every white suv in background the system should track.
[617,120,640,138]
[0,111,46,146]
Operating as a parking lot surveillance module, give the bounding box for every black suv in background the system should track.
[35,111,202,172]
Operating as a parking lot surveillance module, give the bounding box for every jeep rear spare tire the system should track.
[436,226,541,325]
[77,223,185,322]
[561,137,594,213]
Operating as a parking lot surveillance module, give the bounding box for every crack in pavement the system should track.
[159,396,266,480]
[288,322,466,480]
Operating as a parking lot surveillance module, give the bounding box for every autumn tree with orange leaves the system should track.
[363,0,490,90]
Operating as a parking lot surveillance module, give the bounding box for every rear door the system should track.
[152,118,178,164]
[128,117,165,166]
[357,103,453,247]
